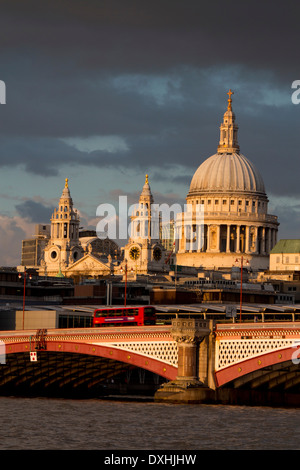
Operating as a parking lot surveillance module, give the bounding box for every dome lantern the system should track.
[217,89,240,155]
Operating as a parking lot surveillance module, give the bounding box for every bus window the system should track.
[96,310,110,317]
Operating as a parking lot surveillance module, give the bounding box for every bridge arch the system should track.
[3,338,177,384]
[215,345,300,389]
[46,340,177,380]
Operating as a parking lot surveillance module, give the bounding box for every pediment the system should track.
[66,253,110,272]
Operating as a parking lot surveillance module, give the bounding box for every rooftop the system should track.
[270,239,300,254]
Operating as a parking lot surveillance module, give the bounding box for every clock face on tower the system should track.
[129,246,140,260]
[153,246,162,261]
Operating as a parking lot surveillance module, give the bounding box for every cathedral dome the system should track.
[176,90,278,273]
[188,89,266,198]
[188,152,266,196]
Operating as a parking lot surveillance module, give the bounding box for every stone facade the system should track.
[39,179,118,278]
[175,90,279,271]
[122,175,167,275]
[269,239,300,272]
[42,179,84,276]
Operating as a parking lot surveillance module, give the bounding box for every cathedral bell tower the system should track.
[43,179,84,275]
[122,175,166,275]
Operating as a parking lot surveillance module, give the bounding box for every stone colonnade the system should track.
[176,223,277,255]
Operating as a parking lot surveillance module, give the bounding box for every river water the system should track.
[0,396,299,451]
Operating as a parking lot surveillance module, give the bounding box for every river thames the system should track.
[0,396,299,450]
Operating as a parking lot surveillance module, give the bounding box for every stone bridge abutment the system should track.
[155,319,300,407]
[155,318,217,403]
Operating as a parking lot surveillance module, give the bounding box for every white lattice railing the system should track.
[215,338,295,371]
[95,341,178,366]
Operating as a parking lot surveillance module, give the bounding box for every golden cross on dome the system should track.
[145,174,149,184]
[65,178,69,188]
[227,89,234,110]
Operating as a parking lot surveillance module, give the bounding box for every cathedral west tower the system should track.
[42,178,84,275]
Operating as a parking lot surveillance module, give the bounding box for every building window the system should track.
[230,200,234,205]
[208,200,211,204]
[238,200,242,205]
[223,200,226,205]
[215,200,219,204]
[246,201,249,206]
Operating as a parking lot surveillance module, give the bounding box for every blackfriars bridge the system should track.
[0,320,299,405]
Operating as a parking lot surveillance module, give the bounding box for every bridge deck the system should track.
[0,325,172,340]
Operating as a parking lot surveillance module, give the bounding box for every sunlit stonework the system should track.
[22,91,279,277]
[175,90,279,270]
[121,174,167,275]
[42,178,84,275]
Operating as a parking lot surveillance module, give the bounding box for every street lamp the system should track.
[120,261,133,307]
[18,269,32,330]
[235,256,249,323]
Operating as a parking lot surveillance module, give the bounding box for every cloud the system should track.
[0,215,34,266]
[0,0,298,79]
[0,0,299,265]
[15,200,54,223]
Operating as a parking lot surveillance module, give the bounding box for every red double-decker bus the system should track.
[93,306,156,327]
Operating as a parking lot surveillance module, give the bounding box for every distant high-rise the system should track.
[21,224,50,267]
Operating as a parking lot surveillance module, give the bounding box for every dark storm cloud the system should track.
[0,0,298,79]
[0,0,299,198]
[15,200,54,223]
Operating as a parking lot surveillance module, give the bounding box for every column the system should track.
[197,224,203,252]
[262,227,266,255]
[254,226,259,254]
[216,225,221,252]
[236,225,240,253]
[245,225,250,253]
[171,318,211,384]
[207,224,210,252]
[177,341,198,380]
[226,224,231,252]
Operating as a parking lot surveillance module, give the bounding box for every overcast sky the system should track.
[0,0,299,265]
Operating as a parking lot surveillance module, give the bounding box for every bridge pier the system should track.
[155,318,217,403]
